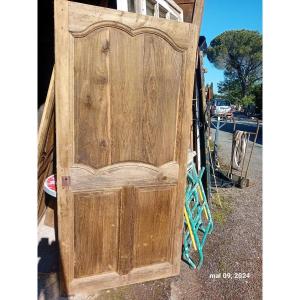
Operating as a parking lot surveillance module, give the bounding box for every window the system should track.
[146,0,155,16]
[127,0,135,12]
[169,13,178,20]
[117,0,183,22]
[159,5,168,18]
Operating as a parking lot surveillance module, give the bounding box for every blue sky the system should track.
[201,0,262,93]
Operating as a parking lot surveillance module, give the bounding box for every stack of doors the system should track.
[39,0,204,295]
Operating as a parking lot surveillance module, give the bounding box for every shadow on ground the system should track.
[37,233,174,300]
[38,237,60,299]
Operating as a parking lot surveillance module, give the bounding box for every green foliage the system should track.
[240,95,255,107]
[212,94,224,99]
[207,30,262,101]
[251,83,262,110]
[217,79,242,103]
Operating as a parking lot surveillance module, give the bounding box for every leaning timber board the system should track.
[54,0,200,295]
[38,68,55,223]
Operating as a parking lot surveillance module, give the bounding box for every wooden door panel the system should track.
[110,31,183,165]
[74,29,111,169]
[136,34,183,165]
[55,0,199,294]
[73,26,185,167]
[133,186,176,268]
[74,190,121,278]
[109,30,145,163]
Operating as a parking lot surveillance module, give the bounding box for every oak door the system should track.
[55,0,198,294]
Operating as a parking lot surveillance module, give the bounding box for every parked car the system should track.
[210,99,232,117]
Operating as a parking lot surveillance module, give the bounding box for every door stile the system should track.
[171,23,198,273]
[54,0,75,294]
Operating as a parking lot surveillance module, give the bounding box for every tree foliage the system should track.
[207,30,262,102]
[251,83,262,110]
[217,79,242,103]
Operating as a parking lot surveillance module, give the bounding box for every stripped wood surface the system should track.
[38,68,55,223]
[174,0,194,23]
[192,0,204,30]
[54,0,202,295]
[173,0,204,29]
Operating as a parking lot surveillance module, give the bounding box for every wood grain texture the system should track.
[175,0,196,3]
[74,28,111,169]
[109,29,145,163]
[73,25,184,166]
[192,0,204,30]
[140,34,182,165]
[133,186,176,267]
[74,191,120,278]
[54,0,74,295]
[179,3,195,23]
[174,0,204,25]
[171,22,198,275]
[118,186,135,275]
[70,162,179,191]
[71,262,174,295]
[44,205,55,227]
[55,1,200,295]
[38,68,55,223]
[68,1,193,47]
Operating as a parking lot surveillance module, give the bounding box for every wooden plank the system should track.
[171,23,198,274]
[44,206,55,227]
[183,3,195,23]
[54,0,74,295]
[192,75,200,171]
[38,68,55,156]
[38,68,55,223]
[176,2,195,23]
[175,0,195,4]
[192,0,204,30]
[71,262,174,294]
[198,50,211,200]
[118,186,135,275]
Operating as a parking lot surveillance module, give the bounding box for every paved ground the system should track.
[210,113,263,145]
[38,123,262,300]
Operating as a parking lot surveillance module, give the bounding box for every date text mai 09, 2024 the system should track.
[209,273,251,279]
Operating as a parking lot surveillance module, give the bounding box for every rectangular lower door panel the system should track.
[74,190,120,278]
[133,186,176,268]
